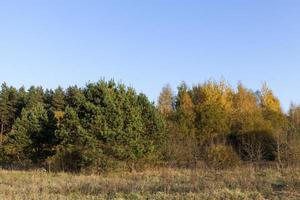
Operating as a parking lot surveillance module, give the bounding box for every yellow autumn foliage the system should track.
[260,83,282,113]
[194,79,234,113]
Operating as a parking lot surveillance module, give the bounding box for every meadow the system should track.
[0,166,300,200]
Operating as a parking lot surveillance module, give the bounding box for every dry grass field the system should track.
[0,167,300,200]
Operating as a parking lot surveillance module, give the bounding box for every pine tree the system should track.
[0,83,18,145]
[15,86,27,117]
[65,86,86,110]
[174,84,197,166]
[4,103,53,163]
[51,86,65,111]
[52,106,101,172]
[25,86,45,109]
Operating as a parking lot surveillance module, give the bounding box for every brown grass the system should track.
[0,167,300,199]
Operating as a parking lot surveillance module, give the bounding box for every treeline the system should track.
[0,80,164,172]
[159,80,300,169]
[0,79,299,172]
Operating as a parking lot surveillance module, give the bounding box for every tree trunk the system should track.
[0,116,3,146]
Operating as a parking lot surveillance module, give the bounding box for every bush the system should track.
[228,130,277,162]
[279,134,300,167]
[45,145,107,173]
[205,145,240,169]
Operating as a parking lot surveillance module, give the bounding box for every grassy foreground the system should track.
[0,167,300,200]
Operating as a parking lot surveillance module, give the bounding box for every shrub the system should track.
[229,130,277,162]
[45,147,116,173]
[205,145,240,169]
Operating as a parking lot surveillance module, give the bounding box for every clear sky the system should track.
[0,1,299,110]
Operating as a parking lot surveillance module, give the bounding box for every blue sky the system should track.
[0,1,299,110]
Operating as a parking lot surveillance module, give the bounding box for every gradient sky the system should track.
[0,1,299,110]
